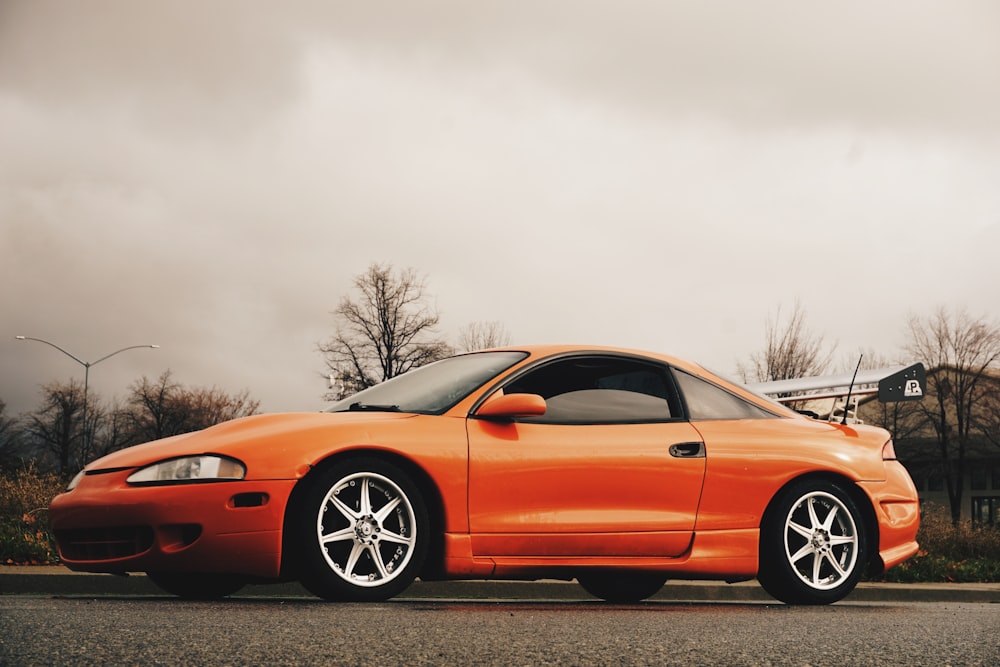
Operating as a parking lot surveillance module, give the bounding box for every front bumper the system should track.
[49,469,297,579]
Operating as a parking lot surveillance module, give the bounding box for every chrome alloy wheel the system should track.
[782,491,859,590]
[316,471,418,587]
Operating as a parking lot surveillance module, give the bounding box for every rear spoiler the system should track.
[746,363,926,422]
[746,363,926,404]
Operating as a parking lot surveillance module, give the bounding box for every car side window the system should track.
[504,356,678,424]
[672,369,777,420]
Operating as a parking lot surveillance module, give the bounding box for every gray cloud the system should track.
[5,2,999,135]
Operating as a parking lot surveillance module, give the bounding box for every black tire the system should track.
[577,570,667,603]
[757,479,868,605]
[146,572,246,599]
[296,457,429,602]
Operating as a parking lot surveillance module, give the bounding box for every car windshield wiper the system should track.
[347,402,401,412]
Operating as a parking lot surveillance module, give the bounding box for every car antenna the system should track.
[841,354,863,425]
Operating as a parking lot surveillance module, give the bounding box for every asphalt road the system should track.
[2,595,998,666]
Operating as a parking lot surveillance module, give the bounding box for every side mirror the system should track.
[476,393,547,420]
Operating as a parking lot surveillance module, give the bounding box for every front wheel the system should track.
[577,570,667,602]
[758,480,868,605]
[296,458,429,602]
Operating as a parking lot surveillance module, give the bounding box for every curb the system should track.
[3,568,999,603]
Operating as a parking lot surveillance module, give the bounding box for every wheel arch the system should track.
[759,471,881,574]
[279,447,448,581]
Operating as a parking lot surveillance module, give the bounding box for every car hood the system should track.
[84,411,418,472]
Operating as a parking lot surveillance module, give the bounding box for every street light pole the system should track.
[15,336,159,466]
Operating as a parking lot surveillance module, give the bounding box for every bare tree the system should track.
[124,371,259,443]
[738,302,834,386]
[905,307,1000,524]
[89,399,135,461]
[126,372,189,442]
[24,380,86,476]
[458,321,512,352]
[319,263,452,399]
[0,399,26,472]
[980,381,1000,449]
[7,374,260,472]
[181,386,260,431]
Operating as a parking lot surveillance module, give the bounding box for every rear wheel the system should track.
[146,572,246,599]
[758,480,867,605]
[296,458,429,602]
[577,570,667,602]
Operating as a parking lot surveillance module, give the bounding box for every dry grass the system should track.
[917,503,1000,559]
[0,463,65,564]
[0,462,65,517]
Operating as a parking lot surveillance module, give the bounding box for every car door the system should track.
[466,354,706,558]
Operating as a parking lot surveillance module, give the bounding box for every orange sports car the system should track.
[49,345,920,605]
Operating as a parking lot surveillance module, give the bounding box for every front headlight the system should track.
[67,469,85,491]
[126,455,246,485]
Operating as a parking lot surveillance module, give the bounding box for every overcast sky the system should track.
[2,0,999,417]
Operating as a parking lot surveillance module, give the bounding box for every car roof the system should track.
[478,344,695,372]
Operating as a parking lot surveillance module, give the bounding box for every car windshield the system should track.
[326,350,528,415]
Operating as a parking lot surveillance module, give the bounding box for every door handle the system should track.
[669,442,705,458]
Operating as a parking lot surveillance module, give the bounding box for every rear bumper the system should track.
[859,461,921,571]
[49,469,296,579]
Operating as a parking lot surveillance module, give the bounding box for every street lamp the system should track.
[15,336,160,464]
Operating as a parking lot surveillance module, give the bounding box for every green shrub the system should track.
[0,515,58,565]
[882,503,1000,583]
[885,553,1000,583]
[0,463,64,565]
